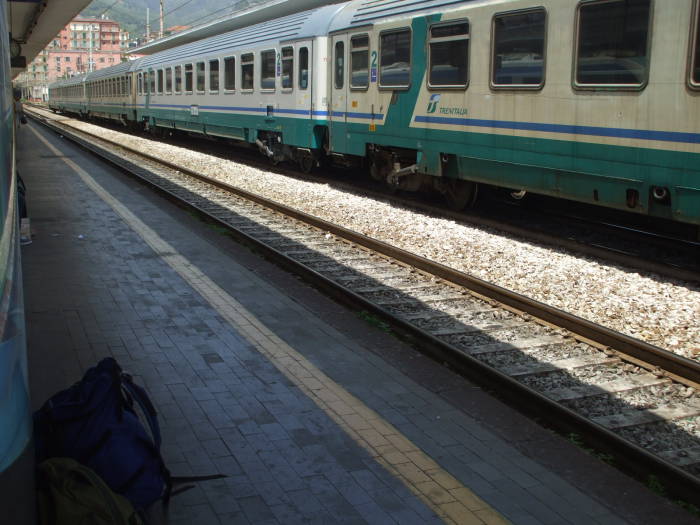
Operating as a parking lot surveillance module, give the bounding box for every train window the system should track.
[165,68,172,93]
[261,50,276,90]
[282,47,293,90]
[150,71,156,94]
[299,47,309,90]
[334,41,345,89]
[242,53,254,90]
[138,73,143,95]
[157,70,164,94]
[380,29,411,89]
[175,65,182,93]
[690,2,700,88]
[224,56,235,91]
[185,64,193,92]
[127,76,132,96]
[196,62,205,92]
[429,21,469,88]
[492,9,545,89]
[351,35,369,89]
[209,59,219,92]
[575,0,651,88]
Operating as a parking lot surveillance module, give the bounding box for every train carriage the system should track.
[48,0,700,230]
[133,4,347,169]
[84,59,142,124]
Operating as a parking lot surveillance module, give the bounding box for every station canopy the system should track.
[9,0,93,78]
[130,0,345,56]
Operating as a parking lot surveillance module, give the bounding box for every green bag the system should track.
[37,458,144,525]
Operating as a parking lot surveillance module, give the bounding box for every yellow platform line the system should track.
[29,124,509,525]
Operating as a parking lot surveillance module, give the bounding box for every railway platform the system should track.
[16,121,697,524]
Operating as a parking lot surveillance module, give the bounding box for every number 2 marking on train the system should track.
[370,51,378,83]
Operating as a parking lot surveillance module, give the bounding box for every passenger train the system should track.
[49,0,700,230]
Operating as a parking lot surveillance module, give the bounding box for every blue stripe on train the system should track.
[414,115,700,144]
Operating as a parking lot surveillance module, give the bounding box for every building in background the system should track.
[16,16,130,100]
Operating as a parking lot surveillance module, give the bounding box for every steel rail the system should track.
[28,109,700,505]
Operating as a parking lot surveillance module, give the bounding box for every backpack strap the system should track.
[120,374,161,450]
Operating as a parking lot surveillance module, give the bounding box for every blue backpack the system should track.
[34,358,171,510]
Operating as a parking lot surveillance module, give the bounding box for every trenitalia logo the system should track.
[427,94,441,114]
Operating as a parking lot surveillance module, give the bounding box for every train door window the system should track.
[185,63,193,93]
[138,73,143,95]
[157,69,164,94]
[120,77,125,95]
[261,50,276,91]
[689,1,700,88]
[429,21,469,88]
[196,61,205,92]
[209,59,219,92]
[175,65,182,93]
[165,68,172,93]
[492,9,545,89]
[224,56,235,91]
[127,76,132,96]
[575,0,651,88]
[281,46,293,90]
[150,71,156,94]
[380,29,411,89]
[242,53,254,90]
[334,41,345,89]
[299,47,309,89]
[351,35,369,89]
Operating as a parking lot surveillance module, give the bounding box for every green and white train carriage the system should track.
[134,4,346,171]
[84,60,142,123]
[48,75,88,115]
[325,0,700,227]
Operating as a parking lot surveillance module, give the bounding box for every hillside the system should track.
[80,0,268,39]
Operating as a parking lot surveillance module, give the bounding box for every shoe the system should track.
[20,235,31,246]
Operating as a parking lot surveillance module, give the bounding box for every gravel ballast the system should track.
[44,113,700,360]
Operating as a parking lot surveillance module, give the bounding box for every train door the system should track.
[330,33,348,152]
[294,41,313,120]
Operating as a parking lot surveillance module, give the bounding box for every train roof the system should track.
[86,59,145,81]
[138,3,349,69]
[329,0,479,32]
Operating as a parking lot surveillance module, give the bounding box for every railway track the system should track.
[28,107,700,506]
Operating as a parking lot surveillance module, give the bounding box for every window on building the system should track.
[575,0,650,87]
[351,35,369,89]
[224,56,235,90]
[429,21,469,88]
[209,59,219,91]
[261,50,275,90]
[380,29,411,88]
[166,67,172,93]
[65,56,71,62]
[100,57,105,63]
[492,10,545,88]
[185,63,193,92]
[299,47,309,89]
[175,65,182,93]
[241,53,254,90]
[281,47,293,89]
[334,41,344,89]
[196,61,205,91]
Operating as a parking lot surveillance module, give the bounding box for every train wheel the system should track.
[445,179,478,211]
[298,153,315,174]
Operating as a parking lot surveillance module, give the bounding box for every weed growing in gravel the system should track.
[358,310,392,333]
